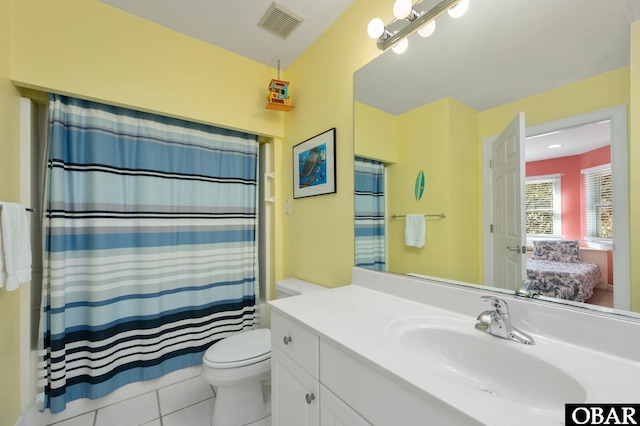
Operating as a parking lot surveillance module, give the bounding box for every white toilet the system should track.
[201,278,326,426]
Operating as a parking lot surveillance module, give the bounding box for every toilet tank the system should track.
[275,278,327,299]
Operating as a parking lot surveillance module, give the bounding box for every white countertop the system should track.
[269,271,640,426]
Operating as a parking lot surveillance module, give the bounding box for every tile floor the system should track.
[28,367,270,426]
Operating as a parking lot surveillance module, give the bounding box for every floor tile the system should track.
[95,391,159,426]
[161,398,215,426]
[50,412,95,426]
[140,420,161,426]
[158,375,215,416]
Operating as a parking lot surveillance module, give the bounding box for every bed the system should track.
[526,240,601,302]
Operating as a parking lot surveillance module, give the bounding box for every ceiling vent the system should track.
[258,2,303,40]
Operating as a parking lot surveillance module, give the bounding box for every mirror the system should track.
[354,0,640,314]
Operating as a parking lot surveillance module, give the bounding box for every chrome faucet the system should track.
[475,296,535,345]
[515,280,537,298]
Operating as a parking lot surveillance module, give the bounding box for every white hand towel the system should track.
[0,202,32,291]
[405,214,425,248]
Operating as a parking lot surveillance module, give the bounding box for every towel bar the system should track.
[390,213,446,219]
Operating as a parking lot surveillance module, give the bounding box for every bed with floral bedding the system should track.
[526,240,601,302]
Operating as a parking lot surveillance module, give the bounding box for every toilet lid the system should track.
[204,328,271,368]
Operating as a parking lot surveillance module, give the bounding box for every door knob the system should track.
[305,393,315,404]
[506,245,526,254]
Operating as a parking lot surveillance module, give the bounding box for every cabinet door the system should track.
[320,385,372,426]
[272,346,320,426]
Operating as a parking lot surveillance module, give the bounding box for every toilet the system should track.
[201,278,326,426]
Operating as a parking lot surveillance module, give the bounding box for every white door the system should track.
[491,113,526,290]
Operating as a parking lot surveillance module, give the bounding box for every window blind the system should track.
[582,164,612,240]
[525,176,561,235]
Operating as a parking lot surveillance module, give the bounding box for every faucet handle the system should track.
[481,295,509,315]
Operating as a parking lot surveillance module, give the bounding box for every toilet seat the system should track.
[204,328,271,368]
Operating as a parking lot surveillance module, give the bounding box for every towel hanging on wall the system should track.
[0,202,32,290]
[405,214,425,248]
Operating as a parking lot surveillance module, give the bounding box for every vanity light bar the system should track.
[378,0,462,51]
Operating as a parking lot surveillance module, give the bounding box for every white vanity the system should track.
[269,267,640,425]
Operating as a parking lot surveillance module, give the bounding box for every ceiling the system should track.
[525,121,611,163]
[98,0,356,69]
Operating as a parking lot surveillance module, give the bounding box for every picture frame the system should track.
[293,128,336,199]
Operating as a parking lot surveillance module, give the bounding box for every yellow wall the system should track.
[10,0,282,138]
[0,0,24,422]
[279,0,388,287]
[479,67,629,137]
[387,97,480,283]
[354,101,398,163]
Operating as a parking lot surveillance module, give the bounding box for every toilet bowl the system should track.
[201,278,326,426]
[202,328,271,426]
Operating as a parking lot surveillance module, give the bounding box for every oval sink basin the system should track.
[393,321,586,410]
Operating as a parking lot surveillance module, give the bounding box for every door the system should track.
[491,113,526,290]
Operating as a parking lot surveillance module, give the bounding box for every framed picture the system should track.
[293,128,336,199]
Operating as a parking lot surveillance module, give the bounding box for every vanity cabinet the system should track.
[271,309,481,426]
[271,311,371,426]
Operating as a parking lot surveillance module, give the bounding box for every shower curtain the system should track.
[354,157,385,270]
[38,94,259,413]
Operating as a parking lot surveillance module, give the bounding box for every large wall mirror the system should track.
[354,0,640,315]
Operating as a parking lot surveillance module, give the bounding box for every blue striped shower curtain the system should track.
[354,157,386,270]
[38,95,259,413]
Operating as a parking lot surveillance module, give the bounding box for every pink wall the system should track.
[525,146,611,241]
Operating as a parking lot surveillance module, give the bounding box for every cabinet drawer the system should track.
[271,310,319,378]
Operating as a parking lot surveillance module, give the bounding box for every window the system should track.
[525,175,562,237]
[582,164,612,243]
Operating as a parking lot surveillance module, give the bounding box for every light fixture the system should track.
[367,18,386,39]
[393,0,413,20]
[368,0,468,52]
[417,20,436,37]
[392,38,409,53]
[447,0,469,18]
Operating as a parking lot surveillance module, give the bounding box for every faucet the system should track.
[515,279,537,298]
[475,296,535,345]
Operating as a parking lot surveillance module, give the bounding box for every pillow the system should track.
[532,240,580,263]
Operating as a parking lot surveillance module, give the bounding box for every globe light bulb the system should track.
[393,0,413,20]
[392,38,409,54]
[367,18,385,39]
[418,20,436,37]
[448,0,469,18]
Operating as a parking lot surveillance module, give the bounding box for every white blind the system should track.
[525,176,561,235]
[582,164,612,240]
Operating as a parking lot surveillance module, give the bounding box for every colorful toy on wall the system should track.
[266,78,294,111]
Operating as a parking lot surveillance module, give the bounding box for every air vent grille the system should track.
[258,2,303,39]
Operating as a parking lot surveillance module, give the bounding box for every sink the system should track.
[389,318,586,410]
